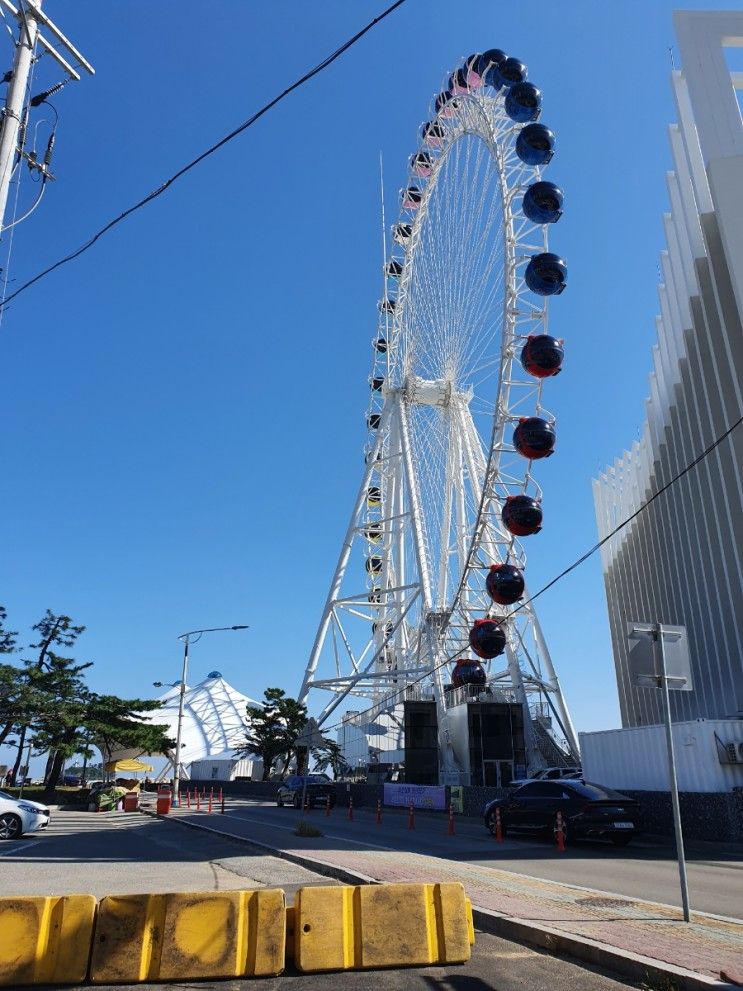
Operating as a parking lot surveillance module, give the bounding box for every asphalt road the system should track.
[213,798,743,919]
[81,933,643,991]
[2,809,642,991]
[0,809,335,899]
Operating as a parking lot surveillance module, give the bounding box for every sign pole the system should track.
[654,624,691,922]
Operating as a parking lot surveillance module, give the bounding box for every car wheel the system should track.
[0,813,22,840]
[293,793,302,809]
[610,834,632,848]
[276,794,283,807]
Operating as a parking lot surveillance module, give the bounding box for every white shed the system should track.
[580,719,743,793]
[189,752,263,781]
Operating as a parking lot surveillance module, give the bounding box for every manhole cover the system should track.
[576,896,636,909]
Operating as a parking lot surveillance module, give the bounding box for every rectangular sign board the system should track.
[626,622,693,691]
[383,783,447,810]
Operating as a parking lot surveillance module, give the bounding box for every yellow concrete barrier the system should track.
[1,883,471,984]
[293,882,472,972]
[0,894,96,986]
[89,889,285,983]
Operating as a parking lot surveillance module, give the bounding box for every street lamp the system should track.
[155,624,248,807]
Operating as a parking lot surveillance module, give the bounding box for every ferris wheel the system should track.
[299,49,579,780]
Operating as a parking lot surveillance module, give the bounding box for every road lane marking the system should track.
[0,839,37,857]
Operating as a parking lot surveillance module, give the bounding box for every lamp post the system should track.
[154,624,248,807]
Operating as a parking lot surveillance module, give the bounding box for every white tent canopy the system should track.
[102,672,258,774]
[166,671,257,764]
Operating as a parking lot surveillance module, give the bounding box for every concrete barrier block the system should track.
[90,889,285,983]
[294,882,472,972]
[466,897,475,945]
[0,894,96,986]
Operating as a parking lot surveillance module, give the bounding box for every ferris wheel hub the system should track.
[402,375,472,408]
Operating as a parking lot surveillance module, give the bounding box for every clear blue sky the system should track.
[1,1,737,771]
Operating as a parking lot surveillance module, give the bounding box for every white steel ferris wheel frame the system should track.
[300,67,579,781]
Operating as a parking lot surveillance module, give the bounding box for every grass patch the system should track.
[294,819,324,838]
[640,975,680,991]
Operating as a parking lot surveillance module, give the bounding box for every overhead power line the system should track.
[318,411,743,737]
[0,0,408,313]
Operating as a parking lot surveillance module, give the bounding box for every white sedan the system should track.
[0,789,51,839]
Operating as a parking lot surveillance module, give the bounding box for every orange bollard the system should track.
[208,789,213,814]
[448,803,455,836]
[186,790,191,810]
[408,802,415,830]
[555,810,566,852]
[495,806,504,843]
[196,790,201,812]
[376,799,382,826]
[220,790,225,815]
[348,796,354,821]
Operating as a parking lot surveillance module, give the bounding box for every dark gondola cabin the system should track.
[520,335,564,377]
[516,123,555,165]
[486,563,525,605]
[502,495,543,536]
[469,618,507,659]
[524,252,567,296]
[513,417,556,460]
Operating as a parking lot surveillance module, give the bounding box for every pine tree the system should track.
[236,688,308,780]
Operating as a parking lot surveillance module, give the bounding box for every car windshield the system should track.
[0,790,12,800]
[305,775,330,783]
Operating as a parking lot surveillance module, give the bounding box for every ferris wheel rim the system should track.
[364,76,555,659]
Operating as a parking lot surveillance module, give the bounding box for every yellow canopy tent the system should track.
[104,758,154,773]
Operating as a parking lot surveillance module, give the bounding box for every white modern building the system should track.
[593,11,743,728]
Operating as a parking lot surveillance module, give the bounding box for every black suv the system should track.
[276,774,336,809]
[484,779,642,847]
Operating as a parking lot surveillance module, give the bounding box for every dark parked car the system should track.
[276,774,336,809]
[484,779,642,847]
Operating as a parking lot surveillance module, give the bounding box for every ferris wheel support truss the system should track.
[300,53,580,781]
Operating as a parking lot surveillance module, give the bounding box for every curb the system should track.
[144,809,738,991]
[469,907,735,991]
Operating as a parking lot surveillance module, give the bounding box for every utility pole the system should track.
[0,1,40,231]
[0,0,94,236]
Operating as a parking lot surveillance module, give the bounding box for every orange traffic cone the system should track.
[376,799,382,825]
[448,803,455,836]
[555,810,566,852]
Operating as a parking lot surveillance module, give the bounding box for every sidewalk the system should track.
[149,800,743,990]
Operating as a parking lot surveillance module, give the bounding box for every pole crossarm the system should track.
[0,0,94,77]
